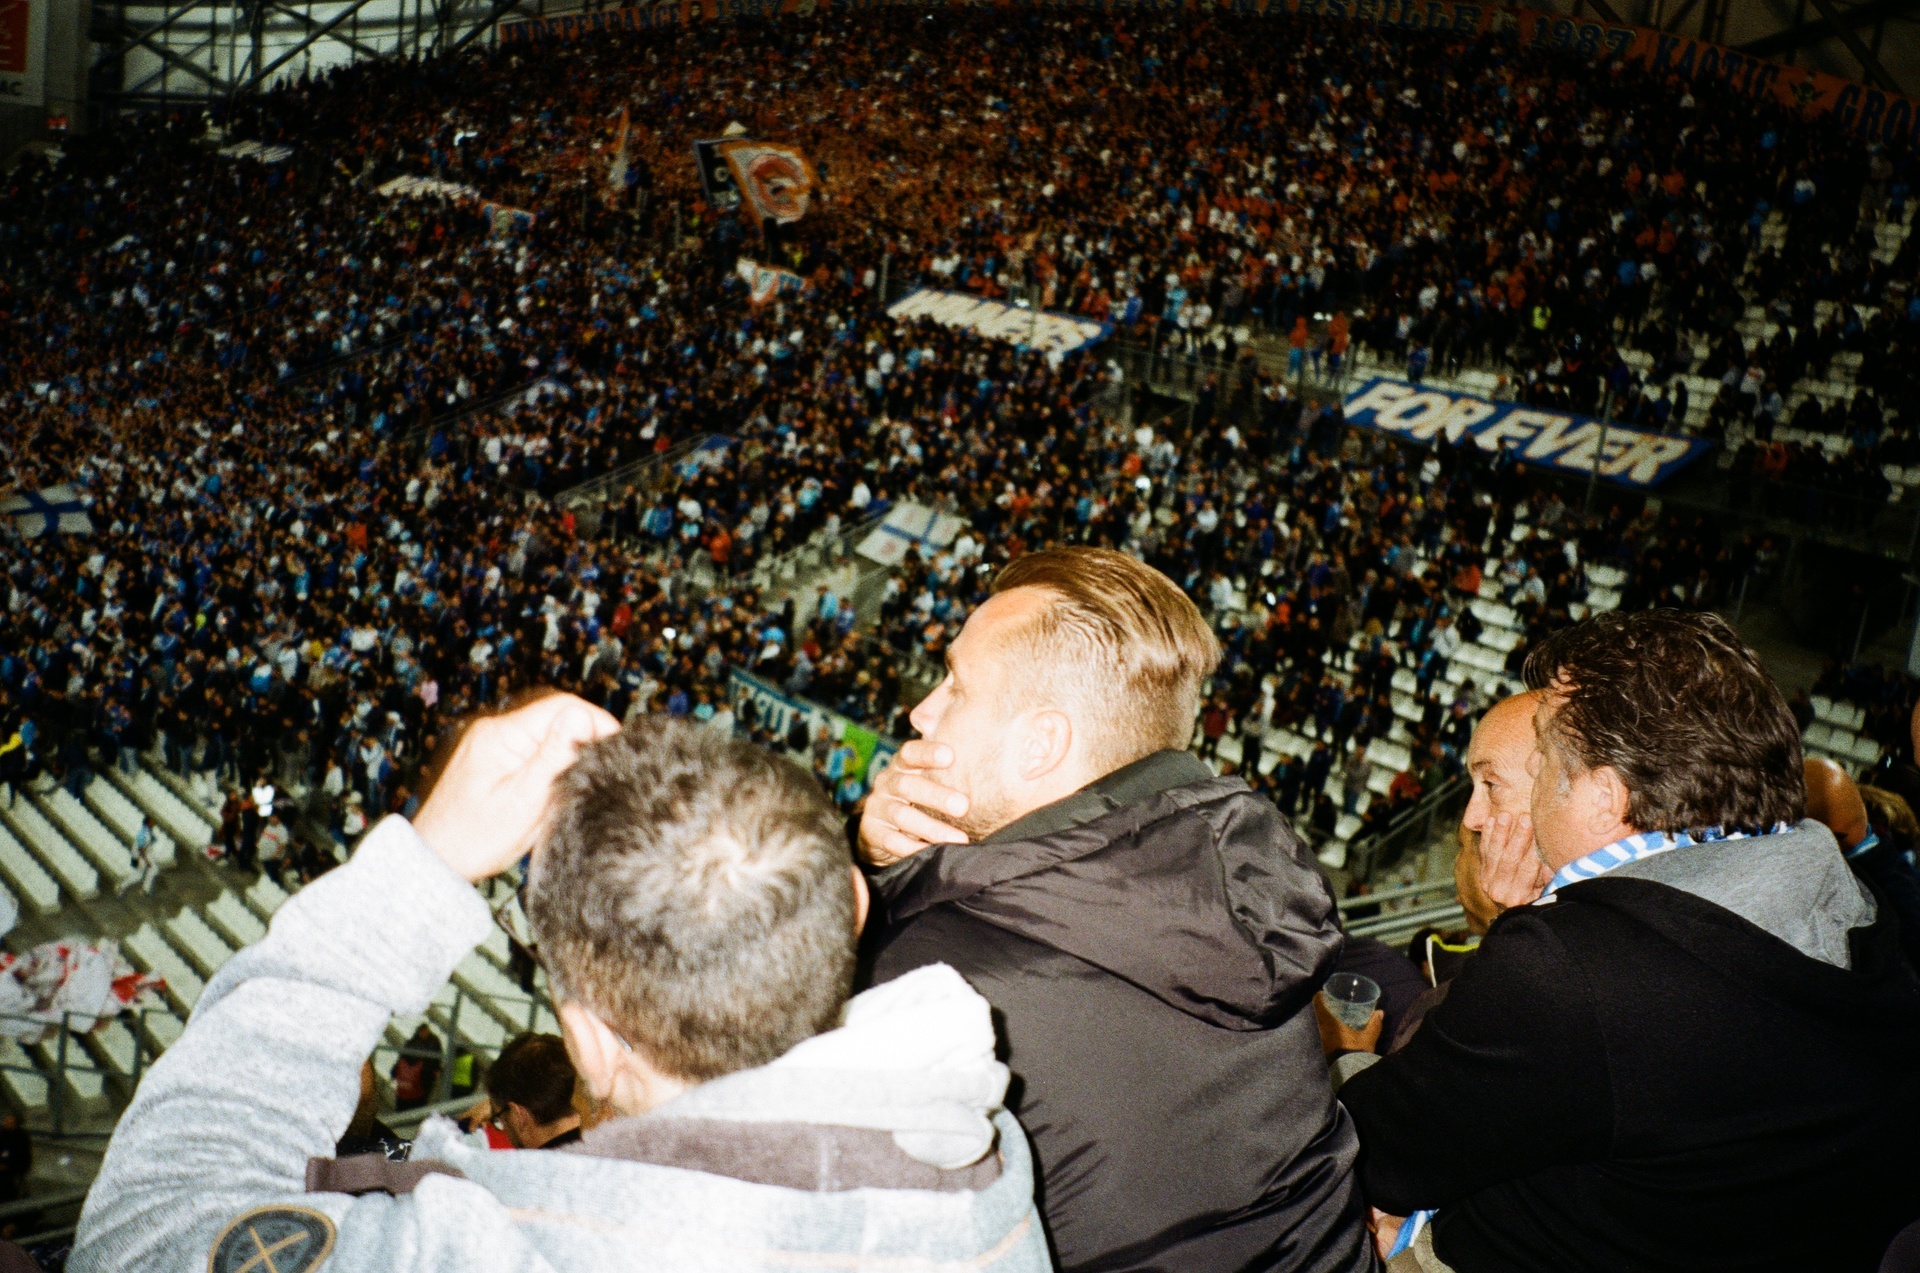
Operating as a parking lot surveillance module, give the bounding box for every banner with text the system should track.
[1341,379,1710,489]
[0,0,47,107]
[888,288,1108,356]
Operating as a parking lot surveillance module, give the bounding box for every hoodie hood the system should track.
[646,962,1010,1169]
[883,758,1342,1031]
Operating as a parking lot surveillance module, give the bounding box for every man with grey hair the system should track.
[73,697,1049,1273]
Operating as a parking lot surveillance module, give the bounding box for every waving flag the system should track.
[2,484,93,537]
[720,140,816,226]
[606,107,632,205]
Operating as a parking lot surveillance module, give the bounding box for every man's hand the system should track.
[1477,810,1550,913]
[857,739,971,868]
[1313,993,1384,1057]
[1369,1208,1408,1263]
[411,693,621,882]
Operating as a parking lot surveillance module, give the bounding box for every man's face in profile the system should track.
[909,590,1048,841]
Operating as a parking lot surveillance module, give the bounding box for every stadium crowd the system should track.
[0,5,1916,1272]
[10,2,1875,854]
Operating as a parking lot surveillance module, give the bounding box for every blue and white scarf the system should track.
[1539,823,1792,899]
[1388,821,1792,1259]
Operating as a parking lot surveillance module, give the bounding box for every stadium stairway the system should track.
[0,751,557,1132]
[1337,202,1912,451]
[1202,511,1625,874]
[1802,695,1887,775]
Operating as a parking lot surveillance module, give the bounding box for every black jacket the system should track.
[1342,870,1920,1273]
[863,751,1373,1273]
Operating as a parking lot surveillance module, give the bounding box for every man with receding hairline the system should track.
[859,547,1373,1273]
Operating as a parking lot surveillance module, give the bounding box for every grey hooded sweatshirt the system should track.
[70,816,1051,1273]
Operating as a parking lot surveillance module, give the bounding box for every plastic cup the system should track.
[1322,972,1382,1031]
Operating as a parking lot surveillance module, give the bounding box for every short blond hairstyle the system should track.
[991,548,1222,774]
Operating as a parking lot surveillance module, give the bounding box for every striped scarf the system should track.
[1539,824,1792,899]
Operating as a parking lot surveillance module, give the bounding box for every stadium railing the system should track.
[1340,777,1472,892]
[551,433,716,532]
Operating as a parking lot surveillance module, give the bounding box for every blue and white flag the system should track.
[1,485,93,538]
[856,501,965,568]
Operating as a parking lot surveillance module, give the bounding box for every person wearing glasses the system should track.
[71,696,1050,1273]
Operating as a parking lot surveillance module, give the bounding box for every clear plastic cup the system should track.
[1322,972,1382,1030]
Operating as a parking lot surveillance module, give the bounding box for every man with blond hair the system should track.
[859,547,1372,1273]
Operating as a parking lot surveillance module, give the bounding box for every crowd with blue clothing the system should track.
[12,1,1891,880]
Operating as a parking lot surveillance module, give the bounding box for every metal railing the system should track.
[551,433,717,531]
[1340,775,1472,889]
[1338,877,1467,946]
[0,1007,174,1137]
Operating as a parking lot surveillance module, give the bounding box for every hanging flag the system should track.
[720,140,816,226]
[1,484,93,537]
[692,138,743,211]
[606,107,631,206]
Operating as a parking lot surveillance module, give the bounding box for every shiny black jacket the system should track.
[862,751,1374,1273]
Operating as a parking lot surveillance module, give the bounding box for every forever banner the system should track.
[500,0,1920,159]
[1341,379,1710,490]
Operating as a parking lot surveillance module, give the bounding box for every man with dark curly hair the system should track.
[1340,609,1920,1273]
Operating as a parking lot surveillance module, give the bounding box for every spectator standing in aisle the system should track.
[390,1023,443,1113]
[118,818,160,897]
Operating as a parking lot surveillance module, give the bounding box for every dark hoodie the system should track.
[863,750,1374,1273]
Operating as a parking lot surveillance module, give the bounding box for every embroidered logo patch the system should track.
[208,1205,337,1273]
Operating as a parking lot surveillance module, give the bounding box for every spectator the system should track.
[72,695,1048,1273]
[477,1034,581,1150]
[1805,758,1920,977]
[1340,610,1920,1272]
[1452,692,1549,935]
[0,1115,29,1205]
[859,548,1370,1271]
[390,1023,444,1113]
[117,818,160,898]
[334,1061,408,1162]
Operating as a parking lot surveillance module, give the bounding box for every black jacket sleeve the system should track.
[1338,905,1615,1215]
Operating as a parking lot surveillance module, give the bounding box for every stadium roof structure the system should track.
[1536,0,1920,98]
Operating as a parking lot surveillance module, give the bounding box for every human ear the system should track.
[1019,709,1074,782]
[849,865,870,938]
[1587,766,1634,834]
[557,1001,621,1105]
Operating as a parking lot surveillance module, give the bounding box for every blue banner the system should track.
[1340,378,1711,489]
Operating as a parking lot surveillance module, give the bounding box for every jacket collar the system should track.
[982,749,1215,847]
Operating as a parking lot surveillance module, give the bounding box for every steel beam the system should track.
[92,0,225,69]
[120,27,235,94]
[235,0,391,92]
[265,3,389,63]
[1660,0,1701,33]
[1740,0,1920,59]
[443,0,530,56]
[1805,0,1907,93]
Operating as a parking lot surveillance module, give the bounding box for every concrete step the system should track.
[32,789,136,894]
[0,819,63,916]
[0,797,99,902]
